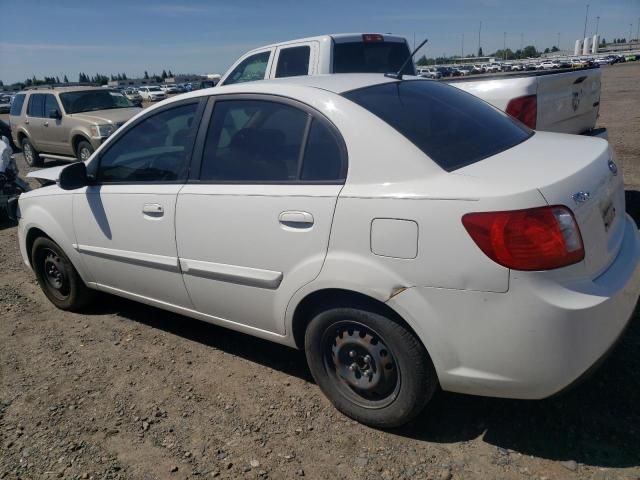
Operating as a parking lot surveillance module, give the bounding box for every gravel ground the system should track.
[1,63,639,480]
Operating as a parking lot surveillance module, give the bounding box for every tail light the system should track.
[506,94,537,129]
[462,206,584,271]
[362,34,384,42]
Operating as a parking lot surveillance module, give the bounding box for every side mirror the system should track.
[48,109,61,119]
[58,161,89,190]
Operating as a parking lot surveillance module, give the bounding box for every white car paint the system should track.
[138,86,167,101]
[17,74,640,401]
[221,33,604,135]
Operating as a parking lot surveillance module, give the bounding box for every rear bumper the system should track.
[389,214,640,399]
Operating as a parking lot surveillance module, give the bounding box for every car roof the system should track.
[244,33,408,53]
[21,86,108,93]
[218,73,401,95]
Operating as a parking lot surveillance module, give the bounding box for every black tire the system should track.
[76,140,94,162]
[22,137,43,167]
[305,307,438,428]
[31,237,94,311]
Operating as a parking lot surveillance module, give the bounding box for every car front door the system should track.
[176,96,347,334]
[73,99,204,307]
[219,50,274,86]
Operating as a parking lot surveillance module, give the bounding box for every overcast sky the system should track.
[1,0,639,84]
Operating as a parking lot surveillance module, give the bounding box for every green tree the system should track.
[416,54,428,66]
[167,69,173,77]
[478,47,483,57]
[63,75,69,83]
[161,69,168,80]
[144,71,149,79]
[551,46,559,52]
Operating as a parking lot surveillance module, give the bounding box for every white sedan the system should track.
[137,86,167,101]
[14,74,640,428]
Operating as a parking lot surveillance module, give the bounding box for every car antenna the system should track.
[385,38,429,80]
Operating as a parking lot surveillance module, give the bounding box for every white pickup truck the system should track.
[219,33,605,137]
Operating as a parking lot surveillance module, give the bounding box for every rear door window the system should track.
[27,94,45,117]
[9,94,25,116]
[200,100,308,182]
[275,46,311,78]
[333,41,415,75]
[343,80,532,171]
[223,51,271,86]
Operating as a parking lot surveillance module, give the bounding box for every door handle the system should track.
[279,211,314,228]
[44,122,49,127]
[142,203,164,217]
[24,120,29,125]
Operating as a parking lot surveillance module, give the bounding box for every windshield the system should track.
[333,41,415,75]
[343,80,532,171]
[148,87,161,92]
[60,90,134,114]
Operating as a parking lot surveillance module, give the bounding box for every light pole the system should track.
[520,32,523,52]
[595,16,600,36]
[503,32,507,60]
[557,32,561,50]
[630,24,633,49]
[478,21,482,56]
[461,33,464,58]
[583,4,590,39]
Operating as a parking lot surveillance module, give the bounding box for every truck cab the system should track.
[218,33,415,86]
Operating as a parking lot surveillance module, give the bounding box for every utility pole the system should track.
[595,16,600,36]
[637,17,640,41]
[557,32,561,49]
[630,24,633,48]
[461,33,464,58]
[583,4,589,39]
[478,21,482,56]
[503,32,507,60]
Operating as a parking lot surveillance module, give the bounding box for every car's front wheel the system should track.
[22,137,43,167]
[32,237,94,311]
[76,140,94,161]
[305,307,438,428]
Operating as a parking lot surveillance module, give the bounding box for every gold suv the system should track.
[9,86,142,166]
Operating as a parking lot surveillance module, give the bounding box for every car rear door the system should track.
[175,95,347,334]
[40,94,68,154]
[271,42,319,78]
[73,99,205,307]
[25,94,46,150]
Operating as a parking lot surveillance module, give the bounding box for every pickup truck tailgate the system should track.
[536,68,601,134]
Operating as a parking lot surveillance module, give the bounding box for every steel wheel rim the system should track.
[322,321,400,409]
[41,248,70,300]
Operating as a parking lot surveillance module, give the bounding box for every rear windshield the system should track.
[343,80,532,171]
[333,41,415,76]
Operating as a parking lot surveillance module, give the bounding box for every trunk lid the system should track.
[457,132,624,277]
[536,67,601,134]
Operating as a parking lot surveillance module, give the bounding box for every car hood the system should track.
[26,164,67,182]
[67,107,142,124]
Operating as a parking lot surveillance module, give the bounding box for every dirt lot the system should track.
[1,63,639,480]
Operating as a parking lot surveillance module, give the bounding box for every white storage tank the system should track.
[592,35,599,54]
[582,37,592,55]
[574,39,584,56]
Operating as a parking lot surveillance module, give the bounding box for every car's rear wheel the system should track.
[305,307,438,428]
[32,237,94,311]
[22,138,43,167]
[76,140,94,161]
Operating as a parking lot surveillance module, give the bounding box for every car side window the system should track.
[97,102,198,183]
[27,94,45,117]
[200,100,308,182]
[10,94,26,116]
[44,95,59,117]
[300,119,345,181]
[275,46,311,78]
[223,51,271,85]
